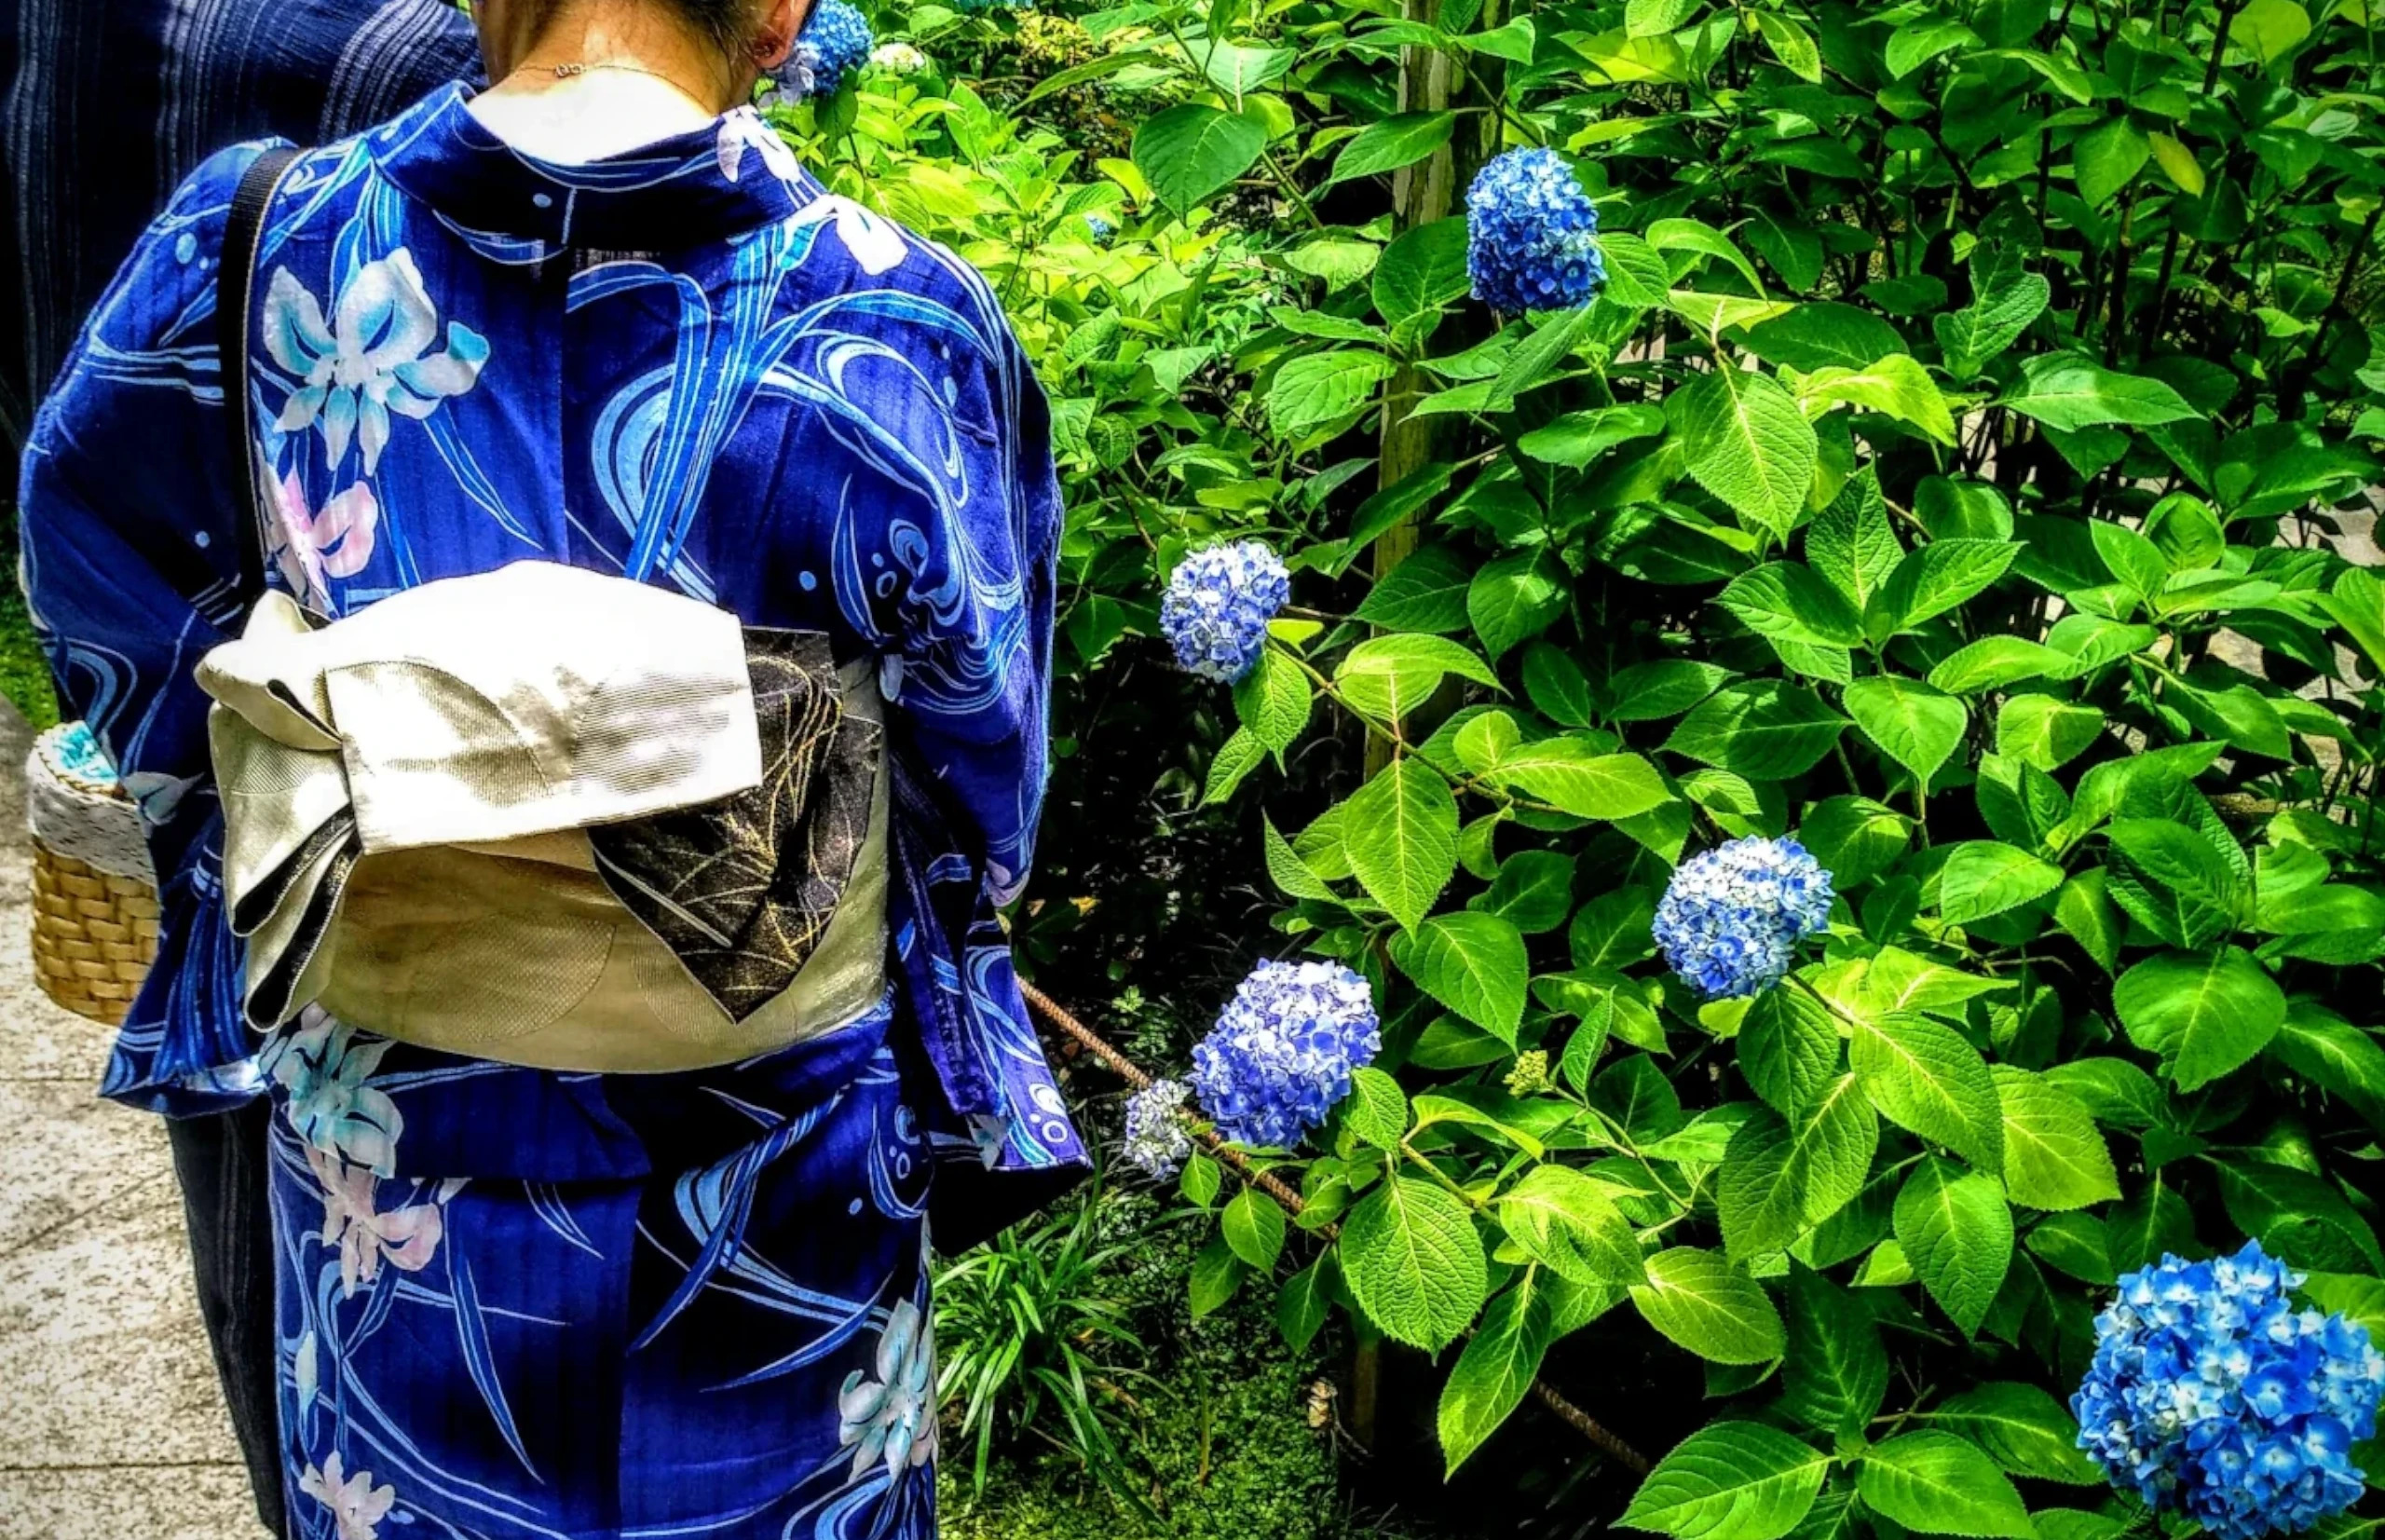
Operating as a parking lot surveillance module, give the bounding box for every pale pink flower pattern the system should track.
[298,1451,398,1540]
[268,470,378,608]
[307,1144,444,1298]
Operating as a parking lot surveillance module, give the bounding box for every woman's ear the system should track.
[753,0,813,68]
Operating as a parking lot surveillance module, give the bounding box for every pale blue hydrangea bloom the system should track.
[1465,147,1606,314]
[1190,960,1378,1149]
[1160,538,1289,683]
[1084,214,1114,245]
[1121,1077,1192,1178]
[2073,1240,2381,1540]
[795,0,874,97]
[1652,836,1833,998]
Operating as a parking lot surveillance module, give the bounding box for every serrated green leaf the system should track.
[2105,818,2245,949]
[1372,216,1471,338]
[2270,1002,2385,1135]
[1935,268,2051,379]
[1621,1422,1833,1540]
[1341,758,1459,932]
[1180,1152,1222,1207]
[1845,676,1968,786]
[1501,1164,1647,1287]
[1608,660,1733,723]
[1629,1247,1789,1365]
[1518,402,1669,468]
[1996,695,2106,771]
[1858,1431,2037,1538]
[1893,1158,2013,1337]
[1499,741,1673,820]
[1931,1382,2100,1484]
[1204,726,1265,805]
[1439,1274,1557,1473]
[1328,110,1457,184]
[2215,1157,2385,1275]
[1262,815,1341,902]
[1665,681,1848,778]
[1739,988,1845,1117]
[1799,797,1911,888]
[1233,647,1312,755]
[1779,1265,1889,1438]
[1670,366,1820,542]
[1390,909,1529,1043]
[1991,1067,2120,1212]
[1356,544,1474,633]
[2025,1211,2115,1285]
[1876,541,2022,635]
[1719,1075,1878,1261]
[1852,1014,2005,1171]
[1799,354,1957,445]
[1340,1174,1489,1351]
[1337,634,1500,722]
[1719,563,1866,647]
[1469,550,1568,659]
[1345,1065,1410,1152]
[1191,1231,1248,1315]
[1132,103,1269,211]
[1277,1253,1334,1352]
[1928,637,2073,695]
[1885,19,1980,78]
[1224,1187,1288,1269]
[1807,470,1901,610]
[1938,841,2064,924]
[1268,350,1397,439]
[2114,947,2285,1091]
[1750,9,1821,82]
[1997,353,2199,431]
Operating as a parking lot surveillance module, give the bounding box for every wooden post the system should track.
[1364,0,1496,778]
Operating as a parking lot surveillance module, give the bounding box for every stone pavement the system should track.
[0,703,262,1540]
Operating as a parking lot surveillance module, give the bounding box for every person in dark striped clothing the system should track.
[2,9,478,1532]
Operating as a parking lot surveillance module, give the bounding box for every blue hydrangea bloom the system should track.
[1653,836,1833,999]
[1121,1078,1192,1179]
[1160,539,1289,684]
[1084,214,1114,245]
[1465,147,1606,314]
[1190,961,1379,1150]
[797,0,874,97]
[2074,1240,2382,1540]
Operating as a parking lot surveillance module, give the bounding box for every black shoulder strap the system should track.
[217,145,304,618]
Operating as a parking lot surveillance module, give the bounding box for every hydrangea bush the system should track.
[1188,960,1380,1149]
[784,0,2385,1526]
[1465,148,1606,314]
[1159,539,1290,683]
[794,0,873,98]
[1653,836,1834,998]
[2075,1241,2381,1540]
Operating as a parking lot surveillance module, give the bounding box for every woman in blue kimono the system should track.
[18,0,1086,1534]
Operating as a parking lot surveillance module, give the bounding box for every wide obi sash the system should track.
[198,560,888,1073]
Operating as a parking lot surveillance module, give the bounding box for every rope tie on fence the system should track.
[1017,978,1652,1474]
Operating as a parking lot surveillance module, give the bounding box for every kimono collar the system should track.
[369,83,825,251]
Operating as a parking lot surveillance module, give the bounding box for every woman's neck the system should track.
[470,6,748,163]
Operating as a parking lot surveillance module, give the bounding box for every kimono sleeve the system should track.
[888,310,1062,902]
[869,274,1086,1227]
[18,143,281,1109]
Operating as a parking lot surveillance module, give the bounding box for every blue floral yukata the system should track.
[19,83,1086,1539]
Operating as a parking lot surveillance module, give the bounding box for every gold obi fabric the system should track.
[198,560,889,1073]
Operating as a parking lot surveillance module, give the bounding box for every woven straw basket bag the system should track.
[25,722,159,1023]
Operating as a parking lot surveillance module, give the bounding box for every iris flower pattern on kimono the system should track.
[18,84,1085,1538]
